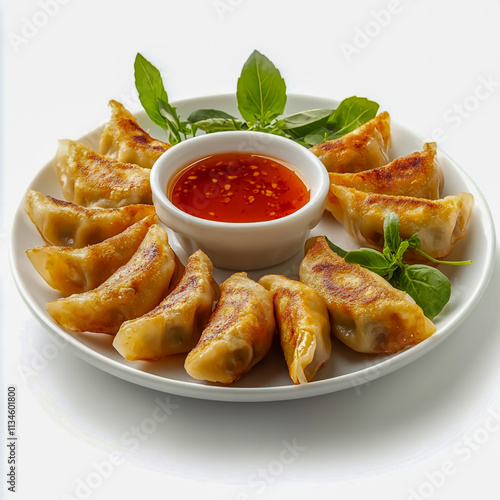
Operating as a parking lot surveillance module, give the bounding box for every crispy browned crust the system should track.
[56,140,152,207]
[259,275,323,347]
[113,250,217,361]
[310,112,391,173]
[326,184,474,259]
[26,214,158,294]
[25,189,156,247]
[45,224,176,334]
[140,250,214,317]
[185,272,275,383]
[328,142,443,198]
[198,276,257,345]
[99,100,170,168]
[299,236,436,353]
[259,274,331,383]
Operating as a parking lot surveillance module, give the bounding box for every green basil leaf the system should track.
[344,248,392,276]
[407,233,421,249]
[388,266,403,288]
[187,108,239,123]
[269,120,295,139]
[399,264,452,319]
[303,127,331,147]
[192,117,244,133]
[179,121,195,136]
[281,108,335,137]
[157,98,179,125]
[134,53,171,130]
[157,98,181,144]
[383,246,393,260]
[384,260,400,282]
[383,212,402,253]
[236,50,287,126]
[325,237,348,258]
[327,96,379,138]
[187,108,243,133]
[395,240,410,261]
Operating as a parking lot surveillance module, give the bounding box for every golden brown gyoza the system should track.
[26,215,158,295]
[328,142,443,199]
[99,100,170,168]
[184,272,275,384]
[299,236,436,354]
[24,189,156,248]
[310,112,391,173]
[55,140,152,207]
[46,224,177,334]
[326,185,474,260]
[259,274,331,384]
[113,250,218,361]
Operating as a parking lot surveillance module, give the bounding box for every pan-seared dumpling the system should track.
[113,250,218,361]
[25,189,156,247]
[46,224,177,334]
[259,274,331,384]
[310,112,391,173]
[326,185,473,260]
[184,272,275,384]
[55,140,152,207]
[26,215,157,295]
[299,236,436,354]
[328,142,443,199]
[99,100,170,168]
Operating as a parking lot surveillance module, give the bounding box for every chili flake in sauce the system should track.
[168,152,310,223]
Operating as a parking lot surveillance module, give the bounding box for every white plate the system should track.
[10,94,496,402]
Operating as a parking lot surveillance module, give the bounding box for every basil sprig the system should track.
[236,49,287,127]
[134,50,379,147]
[134,53,189,145]
[326,213,472,319]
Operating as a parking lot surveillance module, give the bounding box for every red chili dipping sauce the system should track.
[168,152,310,223]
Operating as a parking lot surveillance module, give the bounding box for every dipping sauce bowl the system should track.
[151,131,329,270]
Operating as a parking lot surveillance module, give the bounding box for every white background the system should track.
[2,0,500,499]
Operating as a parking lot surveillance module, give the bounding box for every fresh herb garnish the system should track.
[325,213,472,319]
[186,109,245,134]
[236,49,287,128]
[134,53,194,144]
[326,96,380,138]
[134,50,379,147]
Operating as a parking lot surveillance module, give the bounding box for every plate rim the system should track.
[10,93,497,402]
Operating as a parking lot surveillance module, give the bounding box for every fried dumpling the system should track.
[113,250,218,361]
[328,142,443,199]
[259,274,331,384]
[26,215,157,295]
[299,236,436,354]
[326,185,474,260]
[55,140,152,207]
[99,100,170,168]
[25,189,156,248]
[184,272,275,384]
[310,112,391,173]
[46,224,177,334]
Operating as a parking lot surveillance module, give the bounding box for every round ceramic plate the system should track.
[10,94,496,402]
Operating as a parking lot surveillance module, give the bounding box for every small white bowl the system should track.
[150,131,329,270]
